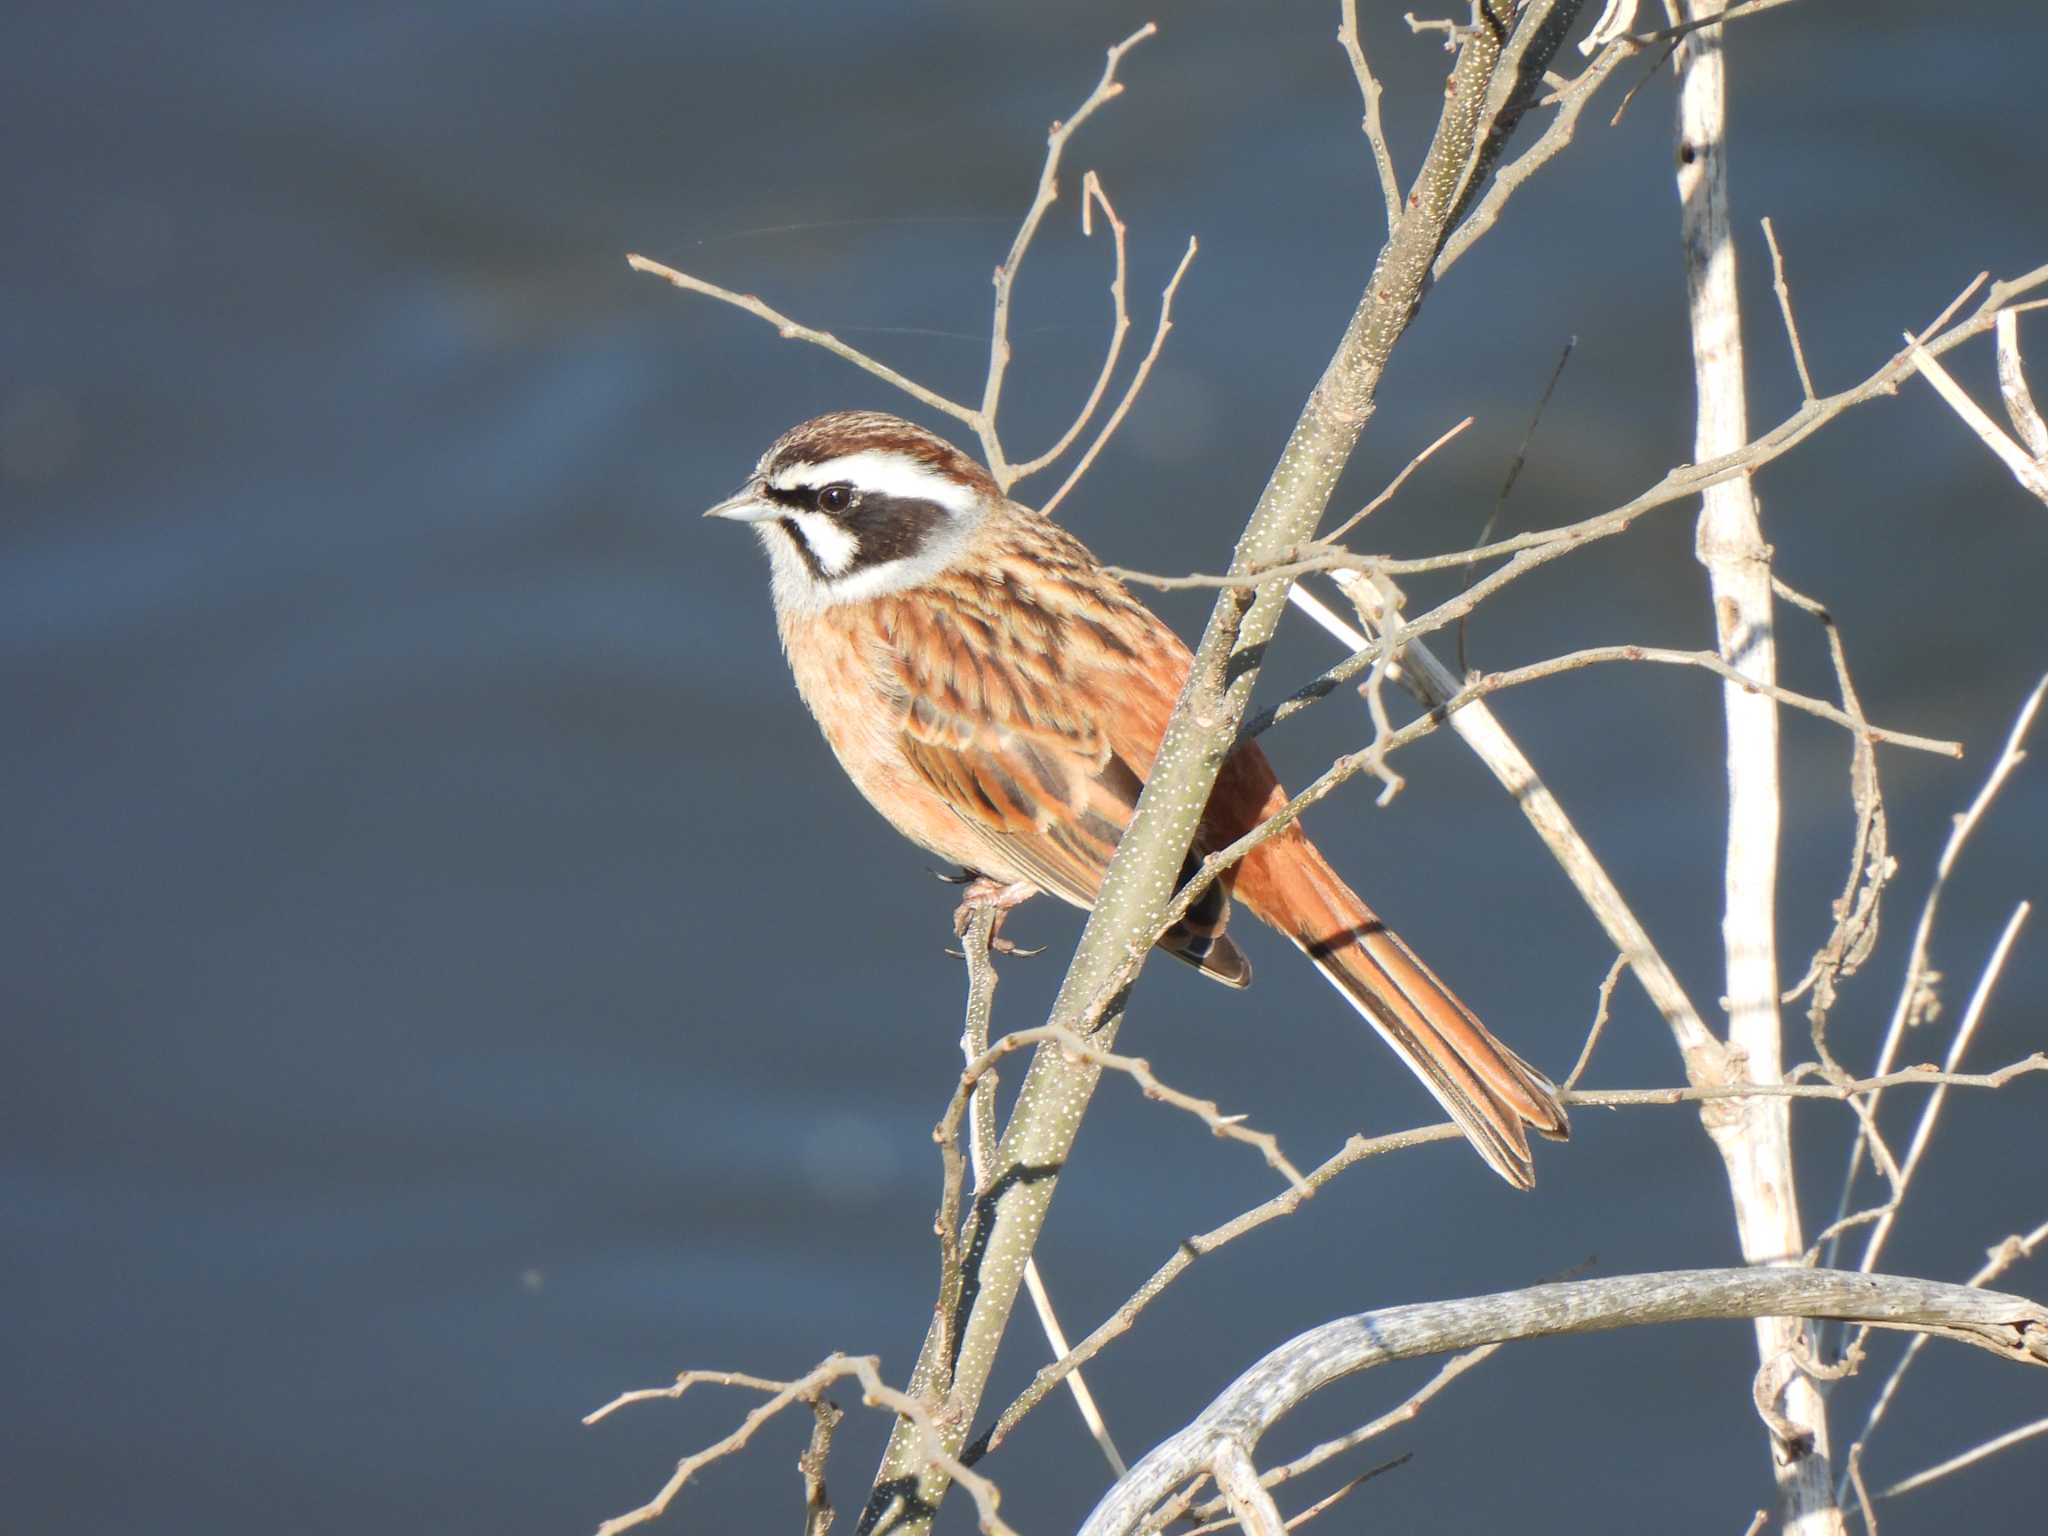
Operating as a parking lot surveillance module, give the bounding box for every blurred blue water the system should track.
[4,3,2045,1532]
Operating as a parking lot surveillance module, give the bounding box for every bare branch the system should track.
[1774,578,1890,1052]
[1996,308,2048,456]
[1849,1218,2048,1499]
[1827,674,2048,1264]
[1203,1345,1498,1509]
[1322,415,1475,542]
[1854,903,2032,1277]
[1563,1054,2048,1107]
[1907,332,2048,503]
[952,909,1127,1478]
[1564,955,1630,1089]
[938,1024,1311,1194]
[625,254,979,427]
[1210,1442,1286,1536]
[1266,568,1720,1062]
[1113,264,2048,597]
[587,1355,1016,1536]
[801,1396,844,1536]
[1879,1415,2048,1501]
[1762,217,1818,400]
[1037,238,1198,517]
[979,24,1159,486]
[984,1121,1466,1455]
[1079,1270,2048,1536]
[1337,0,1404,232]
[1195,1455,1406,1535]
[1005,172,1131,482]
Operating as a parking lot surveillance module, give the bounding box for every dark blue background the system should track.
[4,3,2045,1532]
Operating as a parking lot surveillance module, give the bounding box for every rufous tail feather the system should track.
[1237,835,1568,1189]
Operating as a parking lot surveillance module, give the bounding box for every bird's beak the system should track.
[702,480,777,522]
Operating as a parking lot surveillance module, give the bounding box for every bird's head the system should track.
[704,411,1001,614]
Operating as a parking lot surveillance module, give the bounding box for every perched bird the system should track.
[705,410,1568,1187]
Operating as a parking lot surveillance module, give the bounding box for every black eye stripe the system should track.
[761,486,950,578]
[840,495,947,568]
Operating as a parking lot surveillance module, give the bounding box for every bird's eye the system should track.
[817,483,854,514]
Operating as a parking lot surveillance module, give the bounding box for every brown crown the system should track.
[759,411,1000,501]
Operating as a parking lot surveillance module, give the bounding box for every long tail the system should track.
[1235,832,1569,1189]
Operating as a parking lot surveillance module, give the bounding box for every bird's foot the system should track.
[950,877,1043,957]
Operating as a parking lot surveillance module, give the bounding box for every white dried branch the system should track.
[1210,1442,1286,1536]
[1666,4,1829,1521]
[1295,569,1720,1059]
[1849,1218,2048,1498]
[1907,333,2048,503]
[1079,1270,2048,1536]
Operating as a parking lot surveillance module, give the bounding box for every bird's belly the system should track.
[781,621,1018,881]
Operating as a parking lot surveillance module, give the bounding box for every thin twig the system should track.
[1274,567,1719,1063]
[1200,1346,1498,1509]
[1774,578,1889,1055]
[1234,1456,1407,1534]
[1878,1415,2048,1500]
[587,1354,1018,1536]
[1006,172,1131,481]
[1762,217,1817,400]
[952,910,1127,1478]
[1562,1055,2048,1107]
[1846,1446,1878,1535]
[1038,238,1198,517]
[1322,416,1476,542]
[1848,1219,2048,1499]
[980,24,1160,486]
[1854,903,2032,1278]
[1565,955,1631,1089]
[1337,0,1404,232]
[1827,675,2048,1266]
[1907,333,2048,503]
[938,1024,1311,1193]
[983,1121,1466,1455]
[625,254,977,427]
[1458,336,1574,672]
[1113,265,2048,597]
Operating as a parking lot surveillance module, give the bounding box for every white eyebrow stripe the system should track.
[767,450,980,517]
